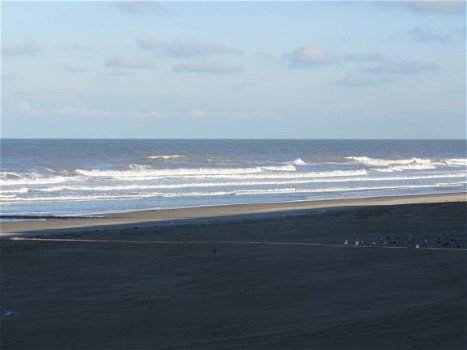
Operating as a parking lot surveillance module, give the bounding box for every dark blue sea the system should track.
[1,139,465,219]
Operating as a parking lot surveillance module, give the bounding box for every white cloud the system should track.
[63,42,87,52]
[132,110,161,118]
[267,113,290,120]
[58,106,161,118]
[18,101,33,113]
[63,65,86,73]
[408,26,451,42]
[232,112,250,119]
[1,42,42,55]
[365,61,440,75]
[137,34,242,57]
[285,46,336,68]
[17,101,160,118]
[231,81,255,90]
[173,62,244,74]
[116,1,163,14]
[455,25,466,37]
[343,52,387,62]
[137,34,164,49]
[105,55,155,70]
[336,75,391,87]
[1,73,16,80]
[390,1,465,14]
[165,40,241,57]
[188,109,208,118]
[57,106,112,117]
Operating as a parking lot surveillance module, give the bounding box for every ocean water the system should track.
[1,139,466,219]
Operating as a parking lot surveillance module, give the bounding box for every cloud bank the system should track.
[18,101,161,118]
[138,35,242,57]
[173,62,244,74]
[343,52,386,63]
[1,42,42,55]
[105,55,155,69]
[116,1,163,14]
[18,101,34,113]
[394,1,466,14]
[408,26,451,42]
[336,75,390,87]
[63,65,86,73]
[365,61,439,75]
[285,46,336,68]
[188,109,208,118]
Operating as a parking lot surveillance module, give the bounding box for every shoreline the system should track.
[1,192,465,236]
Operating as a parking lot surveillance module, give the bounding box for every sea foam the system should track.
[3,181,464,204]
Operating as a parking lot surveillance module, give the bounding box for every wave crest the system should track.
[147,155,189,161]
[289,158,307,165]
[346,156,466,169]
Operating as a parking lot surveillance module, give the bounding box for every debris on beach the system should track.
[343,231,466,249]
[2,310,22,317]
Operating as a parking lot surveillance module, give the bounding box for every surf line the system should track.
[8,236,467,252]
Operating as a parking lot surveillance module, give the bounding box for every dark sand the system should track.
[1,196,466,349]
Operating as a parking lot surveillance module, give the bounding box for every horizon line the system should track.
[1,137,466,141]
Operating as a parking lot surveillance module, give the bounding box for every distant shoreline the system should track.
[2,138,467,140]
[1,192,465,237]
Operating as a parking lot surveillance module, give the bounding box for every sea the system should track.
[1,139,466,220]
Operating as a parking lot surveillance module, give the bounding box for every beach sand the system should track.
[1,194,466,349]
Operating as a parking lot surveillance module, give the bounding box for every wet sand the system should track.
[1,194,466,349]
[1,192,465,236]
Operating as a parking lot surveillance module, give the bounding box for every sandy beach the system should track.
[1,193,466,349]
[1,192,465,236]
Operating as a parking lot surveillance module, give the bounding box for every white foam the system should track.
[289,158,307,165]
[371,168,396,173]
[0,187,29,194]
[129,164,150,170]
[2,181,464,204]
[0,193,155,203]
[0,169,383,187]
[372,164,437,172]
[0,175,73,186]
[73,168,368,182]
[147,155,188,160]
[0,171,24,179]
[444,158,467,167]
[347,156,467,169]
[261,164,297,171]
[8,172,463,194]
[0,169,372,188]
[347,156,433,167]
[0,194,17,198]
[75,166,262,178]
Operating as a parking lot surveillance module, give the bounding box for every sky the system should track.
[1,1,466,139]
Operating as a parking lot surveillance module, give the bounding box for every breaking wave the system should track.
[288,158,307,165]
[2,181,464,204]
[1,174,72,186]
[74,164,297,178]
[0,173,463,195]
[346,156,466,170]
[147,155,189,161]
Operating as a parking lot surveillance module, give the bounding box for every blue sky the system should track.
[1,1,465,138]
